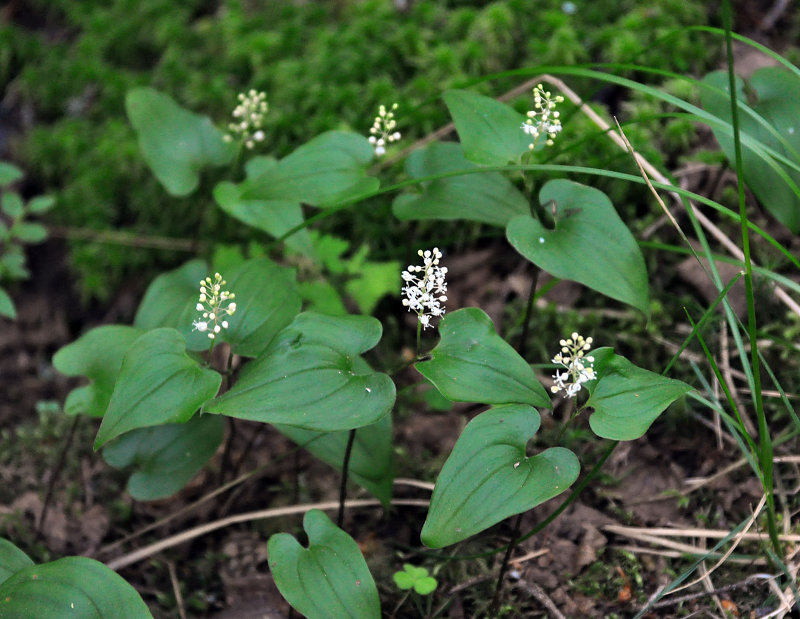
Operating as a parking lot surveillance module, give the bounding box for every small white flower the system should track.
[194,273,237,340]
[549,333,595,398]
[402,248,448,330]
[521,84,564,150]
[225,89,269,149]
[368,103,401,157]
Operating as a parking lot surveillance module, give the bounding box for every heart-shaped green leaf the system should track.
[392,142,528,227]
[415,308,550,408]
[53,325,145,417]
[0,557,151,618]
[126,87,234,196]
[208,313,395,431]
[0,287,16,320]
[0,539,34,586]
[701,68,800,233]
[103,414,224,501]
[135,258,300,356]
[274,410,394,508]
[444,89,530,165]
[421,405,579,548]
[213,156,313,256]
[507,179,649,314]
[94,328,221,449]
[585,348,691,440]
[268,509,380,619]
[134,259,207,331]
[243,131,378,207]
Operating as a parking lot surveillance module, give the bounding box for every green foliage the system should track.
[700,67,800,233]
[0,162,54,319]
[126,88,235,197]
[103,414,225,501]
[507,179,650,313]
[93,328,222,449]
[421,405,580,548]
[267,510,380,619]
[393,563,438,595]
[208,313,395,432]
[0,548,151,618]
[416,308,551,408]
[3,0,715,299]
[585,348,692,440]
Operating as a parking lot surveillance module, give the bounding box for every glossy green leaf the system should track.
[701,68,800,233]
[126,87,234,197]
[135,258,299,356]
[103,414,224,500]
[274,411,394,508]
[0,287,15,320]
[213,156,313,256]
[444,89,530,165]
[507,179,649,313]
[585,348,692,440]
[94,328,221,449]
[0,539,34,586]
[268,509,380,619]
[134,259,207,331]
[208,313,395,431]
[392,142,528,227]
[242,131,378,208]
[53,325,145,417]
[0,162,23,186]
[415,308,550,408]
[0,556,151,618]
[421,405,579,548]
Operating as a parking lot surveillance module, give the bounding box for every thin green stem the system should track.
[337,428,357,529]
[722,0,779,556]
[516,266,540,359]
[489,512,523,616]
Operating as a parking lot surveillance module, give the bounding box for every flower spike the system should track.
[368,103,401,157]
[224,89,269,149]
[401,248,448,330]
[193,273,237,339]
[550,332,595,398]
[521,84,564,149]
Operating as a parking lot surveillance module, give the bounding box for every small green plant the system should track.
[393,563,438,617]
[0,162,54,320]
[1,4,796,617]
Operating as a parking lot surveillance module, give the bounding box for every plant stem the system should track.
[337,428,357,529]
[516,266,540,359]
[489,512,523,616]
[722,0,780,557]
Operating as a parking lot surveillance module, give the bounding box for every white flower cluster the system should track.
[193,273,237,340]
[521,84,564,149]
[368,103,401,156]
[402,248,448,330]
[551,333,595,398]
[224,89,268,149]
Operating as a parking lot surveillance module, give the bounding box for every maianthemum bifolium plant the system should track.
[2,12,800,619]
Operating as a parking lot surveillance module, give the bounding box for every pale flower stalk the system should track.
[521,84,564,149]
[368,103,401,156]
[550,332,595,398]
[401,248,448,330]
[193,273,237,340]
[224,89,269,149]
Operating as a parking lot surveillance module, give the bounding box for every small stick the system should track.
[36,415,80,536]
[166,560,187,619]
[514,578,566,619]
